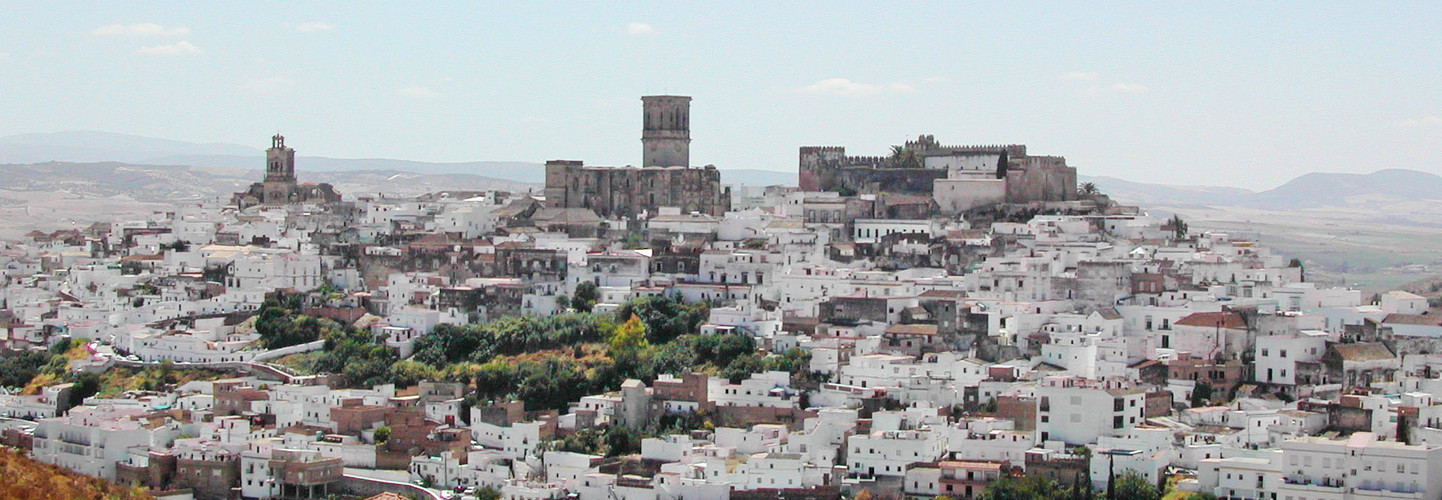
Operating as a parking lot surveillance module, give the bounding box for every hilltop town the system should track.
[3,96,1439,500]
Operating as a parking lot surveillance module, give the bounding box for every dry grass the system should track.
[0,447,153,499]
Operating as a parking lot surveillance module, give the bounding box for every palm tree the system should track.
[889,145,920,169]
[1169,214,1188,239]
[1078,182,1099,196]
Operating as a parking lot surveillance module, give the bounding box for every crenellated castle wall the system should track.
[799,136,1076,204]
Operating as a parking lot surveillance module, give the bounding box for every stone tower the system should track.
[262,134,297,204]
[264,134,296,183]
[641,95,691,167]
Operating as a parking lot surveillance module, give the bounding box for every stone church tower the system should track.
[262,134,297,204]
[641,95,691,167]
[233,134,339,208]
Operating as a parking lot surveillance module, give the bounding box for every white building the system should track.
[1036,376,1147,446]
[32,405,179,480]
[1277,432,1442,499]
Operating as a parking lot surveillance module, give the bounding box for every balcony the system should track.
[58,434,93,447]
[1282,476,1344,491]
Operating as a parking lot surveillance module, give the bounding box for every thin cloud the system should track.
[1107,83,1149,93]
[1059,71,1100,82]
[796,78,913,97]
[242,76,295,94]
[136,41,202,56]
[94,23,190,37]
[923,76,951,83]
[294,22,335,33]
[1400,116,1442,127]
[626,22,657,36]
[588,97,630,109]
[397,86,442,99]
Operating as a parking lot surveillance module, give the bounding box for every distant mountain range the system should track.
[0,131,794,187]
[3,131,1440,208]
[1084,168,1442,210]
[0,162,540,202]
[0,131,261,163]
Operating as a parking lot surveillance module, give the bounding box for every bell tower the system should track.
[641,95,691,167]
[265,134,296,183]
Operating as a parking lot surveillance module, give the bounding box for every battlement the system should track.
[924,144,1027,155]
[798,135,1074,203]
[844,155,890,166]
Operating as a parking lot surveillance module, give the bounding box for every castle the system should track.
[543,96,730,218]
[799,135,1077,212]
[233,135,341,209]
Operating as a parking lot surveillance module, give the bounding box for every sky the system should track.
[0,2,1440,190]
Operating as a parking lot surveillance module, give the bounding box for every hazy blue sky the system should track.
[1,2,1439,189]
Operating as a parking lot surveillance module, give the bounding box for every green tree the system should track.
[472,361,519,399]
[1169,214,1188,240]
[0,351,57,389]
[474,486,502,500]
[373,425,391,443]
[618,295,708,344]
[572,282,599,313]
[1112,471,1159,500]
[48,338,73,356]
[1190,382,1213,408]
[609,315,650,372]
[62,372,102,414]
[889,145,920,169]
[516,359,592,411]
[980,474,1058,500]
[386,360,437,388]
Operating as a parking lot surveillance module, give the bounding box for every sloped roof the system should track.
[882,325,940,337]
[1382,313,1442,326]
[1330,342,1395,362]
[492,197,540,217]
[532,207,602,224]
[1176,311,1246,329]
[919,289,965,299]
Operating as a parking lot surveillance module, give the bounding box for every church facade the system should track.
[543,96,730,219]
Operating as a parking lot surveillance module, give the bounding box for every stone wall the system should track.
[1005,163,1077,203]
[713,405,817,429]
[934,178,1006,213]
[800,138,1077,204]
[337,474,442,499]
[544,161,730,218]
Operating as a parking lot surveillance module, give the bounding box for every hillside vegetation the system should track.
[0,447,153,499]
